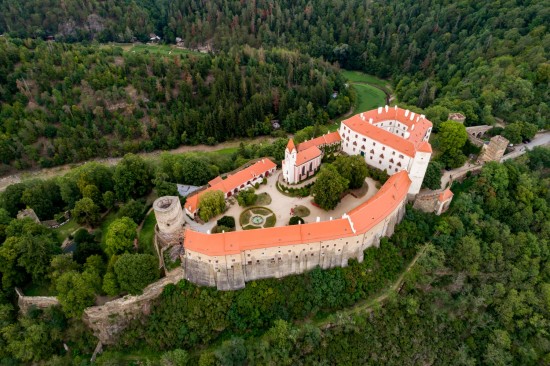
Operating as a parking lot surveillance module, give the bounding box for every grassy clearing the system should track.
[239,210,252,227]
[23,281,54,296]
[264,214,276,228]
[52,219,81,243]
[139,211,157,256]
[99,210,120,247]
[341,70,390,89]
[118,43,206,57]
[294,205,311,218]
[353,84,387,113]
[256,192,272,205]
[252,207,271,216]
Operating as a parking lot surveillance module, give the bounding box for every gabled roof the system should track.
[417,141,432,153]
[342,106,432,157]
[295,146,322,166]
[208,176,223,186]
[286,139,296,152]
[348,171,411,233]
[184,171,412,256]
[438,188,453,202]
[185,159,276,214]
[297,131,341,152]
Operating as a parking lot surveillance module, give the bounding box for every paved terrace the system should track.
[189,170,379,232]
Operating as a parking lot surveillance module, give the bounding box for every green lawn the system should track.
[52,219,81,243]
[341,70,390,89]
[139,211,157,257]
[353,83,387,113]
[99,210,120,247]
[23,281,55,296]
[122,43,205,57]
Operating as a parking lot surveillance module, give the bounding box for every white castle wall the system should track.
[183,198,407,290]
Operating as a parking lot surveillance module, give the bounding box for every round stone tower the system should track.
[153,196,185,245]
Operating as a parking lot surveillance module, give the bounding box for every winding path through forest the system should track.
[318,244,428,329]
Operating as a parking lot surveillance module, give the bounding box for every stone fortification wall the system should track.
[15,288,60,314]
[413,191,441,213]
[83,268,185,345]
[183,200,407,290]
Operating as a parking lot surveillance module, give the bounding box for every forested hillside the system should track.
[1,0,548,129]
[101,147,550,365]
[0,39,348,171]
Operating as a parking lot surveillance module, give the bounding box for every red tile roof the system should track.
[417,141,432,153]
[342,106,432,157]
[295,146,322,166]
[184,171,412,256]
[208,176,223,186]
[185,159,276,214]
[297,131,341,152]
[286,139,296,152]
[438,188,453,202]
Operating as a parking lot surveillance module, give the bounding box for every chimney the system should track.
[378,107,382,114]
[316,217,320,222]
[394,105,398,110]
[385,105,389,112]
[329,217,333,221]
[410,112,415,120]
[207,230,211,234]
[360,112,365,121]
[420,114,425,119]
[405,109,410,117]
[369,118,373,124]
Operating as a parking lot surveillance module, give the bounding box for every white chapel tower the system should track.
[282,139,297,184]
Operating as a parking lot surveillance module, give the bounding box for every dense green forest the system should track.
[0,38,348,171]
[94,147,549,365]
[1,0,548,131]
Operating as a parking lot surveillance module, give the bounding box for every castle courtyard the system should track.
[190,170,380,232]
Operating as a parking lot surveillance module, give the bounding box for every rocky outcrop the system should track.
[83,268,185,345]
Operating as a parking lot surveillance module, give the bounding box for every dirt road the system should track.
[0,136,277,192]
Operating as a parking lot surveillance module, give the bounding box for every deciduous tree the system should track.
[105,217,137,256]
[311,165,349,210]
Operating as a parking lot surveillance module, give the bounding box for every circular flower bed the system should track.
[240,207,276,230]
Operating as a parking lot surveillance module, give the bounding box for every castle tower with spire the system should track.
[282,139,297,183]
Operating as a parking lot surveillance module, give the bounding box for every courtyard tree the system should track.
[72,197,100,226]
[311,165,349,210]
[114,253,159,295]
[422,161,443,190]
[236,188,257,207]
[437,121,468,168]
[198,190,226,222]
[333,155,368,189]
[105,217,137,256]
[113,154,153,201]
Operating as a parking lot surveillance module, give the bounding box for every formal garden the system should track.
[239,207,277,230]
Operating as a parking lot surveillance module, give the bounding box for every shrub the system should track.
[114,253,159,295]
[118,199,146,224]
[254,182,260,189]
[236,188,257,207]
[217,216,236,229]
[262,178,267,185]
[212,225,233,233]
[289,216,305,225]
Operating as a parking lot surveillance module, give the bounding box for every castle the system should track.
[154,106,434,290]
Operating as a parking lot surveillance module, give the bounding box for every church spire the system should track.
[286,138,296,152]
